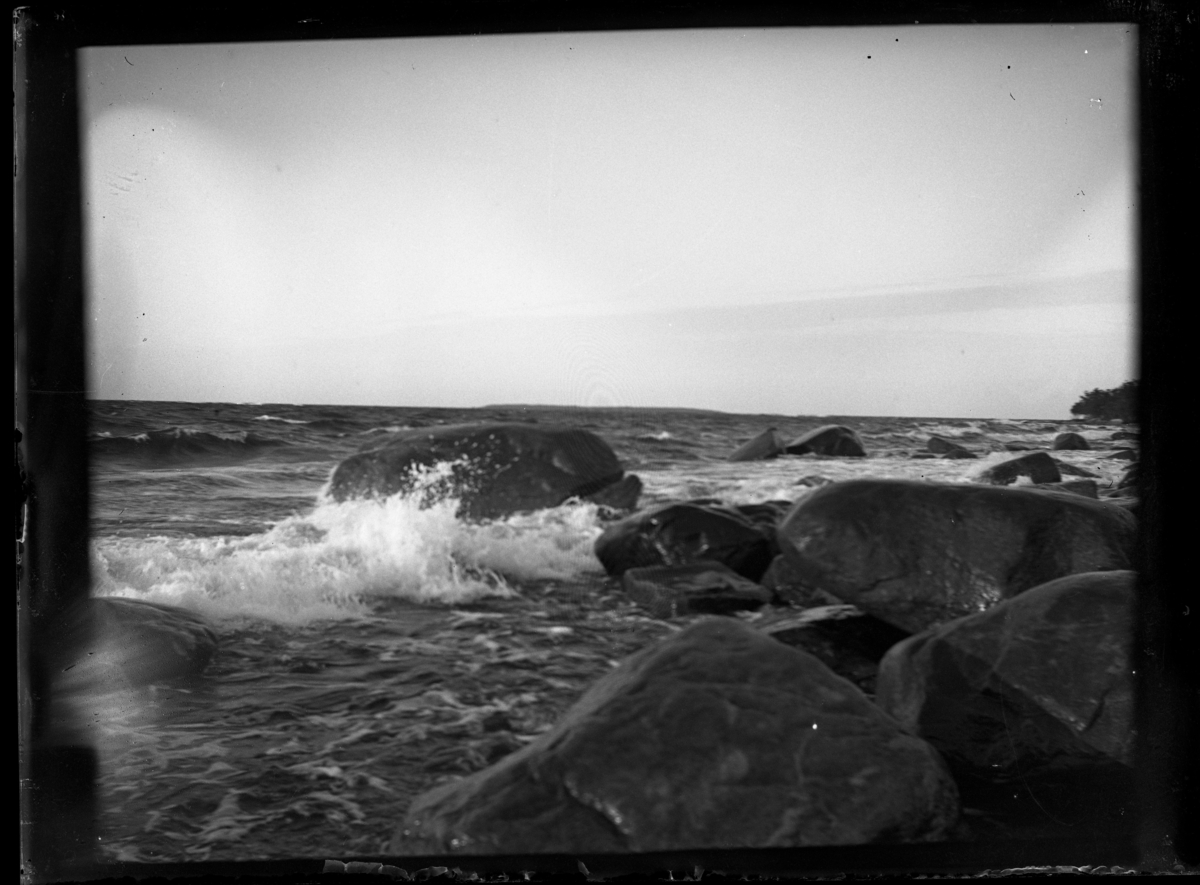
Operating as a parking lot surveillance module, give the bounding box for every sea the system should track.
[78,400,1135,864]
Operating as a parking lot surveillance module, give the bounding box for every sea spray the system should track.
[93,463,608,625]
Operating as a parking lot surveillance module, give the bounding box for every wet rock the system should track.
[586,473,644,515]
[875,571,1137,781]
[594,501,777,581]
[728,428,786,462]
[759,554,843,608]
[622,561,773,618]
[328,423,631,520]
[1110,430,1137,441]
[1052,459,1100,478]
[775,479,1137,633]
[1052,432,1091,451]
[391,618,959,855]
[1118,463,1137,489]
[1106,448,1137,461]
[53,597,218,694]
[794,475,834,488]
[758,605,911,695]
[1003,442,1033,452]
[927,437,977,459]
[783,425,867,457]
[977,452,1061,485]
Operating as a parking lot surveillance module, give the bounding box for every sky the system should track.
[81,24,1137,418]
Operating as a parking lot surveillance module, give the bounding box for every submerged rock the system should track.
[976,451,1062,485]
[1053,432,1091,451]
[783,425,867,457]
[927,437,977,459]
[328,423,634,520]
[728,428,786,462]
[1033,479,1099,498]
[391,618,959,855]
[594,501,777,581]
[775,479,1137,633]
[53,597,218,694]
[875,571,1137,781]
[622,561,772,618]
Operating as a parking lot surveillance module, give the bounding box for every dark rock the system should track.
[1110,430,1137,441]
[1003,442,1033,452]
[759,554,843,608]
[759,605,911,695]
[594,501,777,581]
[391,618,959,855]
[1118,463,1137,489]
[732,500,793,532]
[622,561,773,618]
[875,571,1137,782]
[775,479,1137,633]
[976,452,1061,485]
[1106,448,1137,461]
[1052,432,1091,451]
[586,474,643,514]
[328,423,630,520]
[1033,479,1098,499]
[908,452,940,459]
[783,425,867,457]
[728,428,786,462]
[53,597,218,694]
[1052,459,1100,478]
[927,437,977,459]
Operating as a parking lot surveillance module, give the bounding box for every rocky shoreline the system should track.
[70,419,1143,856]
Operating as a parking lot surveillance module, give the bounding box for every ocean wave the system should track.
[90,427,284,463]
[91,477,606,626]
[253,414,311,425]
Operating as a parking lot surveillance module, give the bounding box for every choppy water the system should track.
[79,401,1135,862]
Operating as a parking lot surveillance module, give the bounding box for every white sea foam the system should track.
[91,479,606,626]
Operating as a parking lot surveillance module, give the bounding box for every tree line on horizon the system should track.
[1069,380,1137,422]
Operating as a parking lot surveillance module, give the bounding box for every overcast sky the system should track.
[81,24,1136,418]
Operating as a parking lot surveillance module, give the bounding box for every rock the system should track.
[728,428,786,462]
[976,452,1061,485]
[1106,448,1137,461]
[758,605,911,695]
[594,501,777,581]
[1052,432,1091,451]
[875,571,1137,782]
[759,554,843,608]
[622,561,773,618]
[1033,479,1098,499]
[927,437,977,459]
[775,479,1137,633]
[1003,443,1033,452]
[586,474,644,514]
[328,423,632,520]
[1053,459,1100,478]
[1118,463,1137,489]
[390,618,959,855]
[1110,430,1137,441]
[53,597,218,694]
[783,425,867,457]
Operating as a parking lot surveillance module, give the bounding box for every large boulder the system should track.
[328,423,635,520]
[759,554,843,608]
[783,425,866,457]
[875,571,1137,782]
[594,501,777,581]
[52,597,218,695]
[622,561,773,618]
[927,437,976,459]
[1052,432,1091,451]
[390,618,959,855]
[728,428,786,462]
[976,451,1061,485]
[775,479,1137,633]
